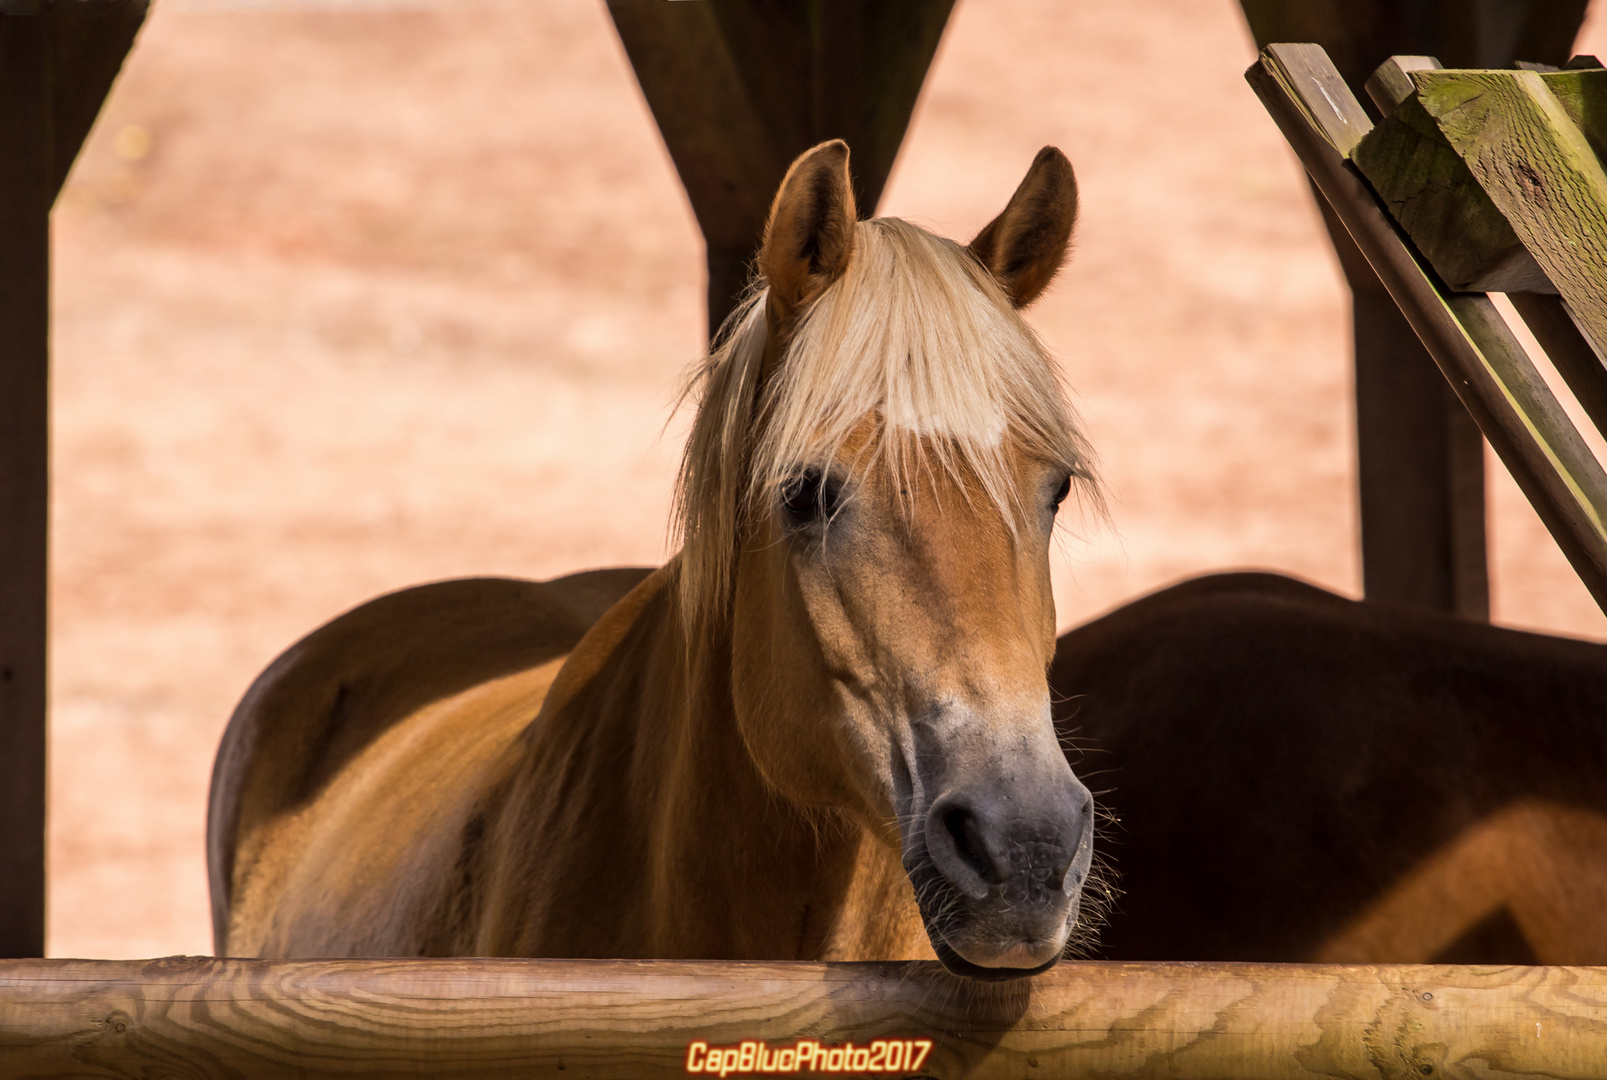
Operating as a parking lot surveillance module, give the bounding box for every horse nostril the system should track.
[943,804,1003,886]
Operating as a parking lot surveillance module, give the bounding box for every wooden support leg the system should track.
[1314,192,1490,619]
[606,0,954,341]
[1354,289,1489,618]
[0,11,52,959]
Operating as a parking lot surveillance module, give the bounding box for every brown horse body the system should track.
[212,142,1102,976]
[211,565,933,961]
[1053,571,1607,964]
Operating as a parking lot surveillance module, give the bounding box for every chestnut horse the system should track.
[209,141,1107,978]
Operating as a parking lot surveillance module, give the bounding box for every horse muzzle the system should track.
[905,778,1094,980]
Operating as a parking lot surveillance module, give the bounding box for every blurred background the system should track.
[47,0,1607,958]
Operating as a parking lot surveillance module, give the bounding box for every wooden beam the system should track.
[605,0,955,337]
[1352,63,1607,301]
[5,957,1607,1077]
[0,0,146,960]
[1250,43,1607,613]
[0,9,53,964]
[1355,62,1607,460]
[1352,289,1491,614]
[48,0,147,198]
[1238,0,1587,92]
[1413,69,1607,359]
[1236,1,1586,620]
[1352,69,1551,293]
[1509,291,1607,439]
[1353,60,1607,300]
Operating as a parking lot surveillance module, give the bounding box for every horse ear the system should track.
[969,147,1078,308]
[760,140,858,321]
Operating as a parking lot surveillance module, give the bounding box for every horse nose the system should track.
[925,784,1091,902]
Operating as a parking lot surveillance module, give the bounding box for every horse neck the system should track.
[651,610,868,956]
[487,559,871,959]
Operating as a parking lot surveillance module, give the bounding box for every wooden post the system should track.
[0,0,146,960]
[605,0,955,338]
[1236,0,1588,620]
[0,8,54,963]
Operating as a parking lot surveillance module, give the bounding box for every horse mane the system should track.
[672,216,1098,642]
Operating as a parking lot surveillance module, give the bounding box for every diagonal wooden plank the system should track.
[1266,44,1490,615]
[1509,291,1607,440]
[1251,44,1607,613]
[1237,6,1590,621]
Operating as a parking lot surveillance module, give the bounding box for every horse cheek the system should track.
[729,542,857,810]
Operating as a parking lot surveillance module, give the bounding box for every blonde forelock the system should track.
[671,218,1097,643]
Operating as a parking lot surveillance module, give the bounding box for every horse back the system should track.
[207,567,653,954]
[1054,571,1607,962]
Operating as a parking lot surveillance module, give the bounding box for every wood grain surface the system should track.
[1351,86,1550,293]
[1415,69,1607,352]
[1250,44,1607,613]
[1509,291,1607,439]
[3,957,1607,1079]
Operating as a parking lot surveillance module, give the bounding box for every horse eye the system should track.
[780,470,840,527]
[1051,474,1073,511]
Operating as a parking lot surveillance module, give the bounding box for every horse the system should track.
[1051,571,1607,965]
[208,140,1108,979]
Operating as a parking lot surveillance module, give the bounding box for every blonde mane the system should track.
[673,216,1097,640]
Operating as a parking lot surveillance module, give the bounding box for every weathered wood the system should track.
[1533,66,1607,162]
[1238,0,1587,92]
[1287,52,1491,614]
[1352,69,1552,293]
[1250,43,1607,613]
[1509,291,1607,440]
[1353,65,1607,298]
[1232,2,1595,619]
[4,957,1607,1078]
[1364,53,1439,116]
[0,10,53,963]
[1355,62,1607,459]
[1413,69,1607,367]
[1259,37,1373,155]
[605,0,954,336]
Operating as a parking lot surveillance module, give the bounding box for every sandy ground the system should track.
[46,0,1607,958]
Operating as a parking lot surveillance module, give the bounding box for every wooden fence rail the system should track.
[2,957,1606,1078]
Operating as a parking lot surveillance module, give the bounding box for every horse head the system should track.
[675,141,1097,980]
